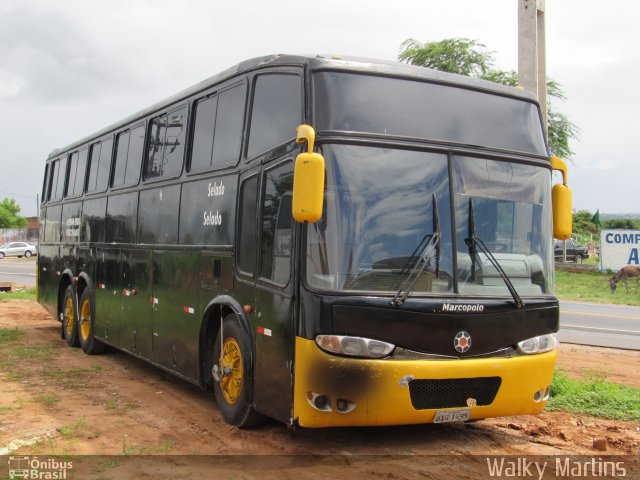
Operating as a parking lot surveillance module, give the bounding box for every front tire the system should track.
[212,315,265,428]
[62,285,80,347]
[0,252,4,259]
[78,286,105,355]
[575,254,583,264]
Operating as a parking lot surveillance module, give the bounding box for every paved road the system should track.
[560,300,640,350]
[0,258,37,288]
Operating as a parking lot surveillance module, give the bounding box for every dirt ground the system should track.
[0,299,638,478]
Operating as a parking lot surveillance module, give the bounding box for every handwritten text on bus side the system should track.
[204,181,225,227]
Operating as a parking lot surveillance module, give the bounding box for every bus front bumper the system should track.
[293,337,556,428]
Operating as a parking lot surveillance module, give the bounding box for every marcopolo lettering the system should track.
[442,303,485,313]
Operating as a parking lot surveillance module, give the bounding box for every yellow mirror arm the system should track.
[550,155,568,185]
[296,124,316,153]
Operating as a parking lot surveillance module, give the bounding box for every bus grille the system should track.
[408,377,502,410]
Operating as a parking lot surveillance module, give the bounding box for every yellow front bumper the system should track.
[293,337,556,428]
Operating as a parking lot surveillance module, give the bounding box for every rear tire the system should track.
[575,254,583,264]
[25,251,32,258]
[212,315,265,428]
[62,285,80,347]
[78,286,105,355]
[0,252,4,259]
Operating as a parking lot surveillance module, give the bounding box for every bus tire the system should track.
[213,315,265,428]
[78,286,105,355]
[62,285,80,347]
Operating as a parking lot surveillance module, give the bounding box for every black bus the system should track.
[38,54,572,428]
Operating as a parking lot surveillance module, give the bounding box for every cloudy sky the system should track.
[0,0,636,217]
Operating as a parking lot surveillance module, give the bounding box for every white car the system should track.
[0,242,38,259]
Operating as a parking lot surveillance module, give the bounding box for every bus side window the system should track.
[65,152,79,198]
[237,175,258,276]
[247,74,302,160]
[95,137,113,192]
[114,125,145,188]
[73,148,89,197]
[86,141,102,193]
[113,130,131,187]
[41,163,49,204]
[259,162,294,285]
[49,157,68,202]
[190,82,246,172]
[146,106,187,179]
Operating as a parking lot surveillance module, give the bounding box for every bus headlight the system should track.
[517,333,558,354]
[315,335,395,358]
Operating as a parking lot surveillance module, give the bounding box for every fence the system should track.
[0,228,38,243]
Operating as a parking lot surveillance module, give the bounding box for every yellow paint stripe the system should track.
[561,309,640,321]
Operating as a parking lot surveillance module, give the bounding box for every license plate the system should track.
[433,408,471,423]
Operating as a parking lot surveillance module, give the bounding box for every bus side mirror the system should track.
[292,125,325,223]
[551,156,572,240]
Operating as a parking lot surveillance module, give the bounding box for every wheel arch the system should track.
[75,272,94,302]
[198,295,252,391]
[56,269,75,322]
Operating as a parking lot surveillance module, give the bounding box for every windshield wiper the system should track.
[391,194,440,306]
[465,198,524,309]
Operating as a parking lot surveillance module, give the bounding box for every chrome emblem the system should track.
[454,331,472,353]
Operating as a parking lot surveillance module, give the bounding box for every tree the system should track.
[603,218,640,230]
[398,38,579,159]
[572,210,599,242]
[0,198,27,228]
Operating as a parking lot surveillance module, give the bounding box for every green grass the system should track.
[58,417,86,438]
[10,344,53,361]
[555,269,640,305]
[547,370,640,421]
[0,327,24,343]
[34,394,60,406]
[0,288,36,301]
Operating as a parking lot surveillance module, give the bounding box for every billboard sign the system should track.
[600,229,640,271]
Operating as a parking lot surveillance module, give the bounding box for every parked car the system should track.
[0,242,38,259]
[554,239,589,263]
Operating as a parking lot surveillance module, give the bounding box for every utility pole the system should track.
[518,0,547,135]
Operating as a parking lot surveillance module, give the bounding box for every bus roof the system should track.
[47,54,539,160]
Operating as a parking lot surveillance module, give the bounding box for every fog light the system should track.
[336,398,356,413]
[314,395,329,410]
[307,392,332,411]
[533,389,547,402]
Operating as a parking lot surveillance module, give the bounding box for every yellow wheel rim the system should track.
[220,337,243,405]
[79,298,92,342]
[64,296,74,337]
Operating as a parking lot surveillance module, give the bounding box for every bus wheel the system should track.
[62,285,80,347]
[78,287,105,355]
[212,315,265,428]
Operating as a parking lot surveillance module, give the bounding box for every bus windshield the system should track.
[305,144,554,297]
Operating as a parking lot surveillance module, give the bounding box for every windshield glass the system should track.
[305,145,554,297]
[306,145,453,293]
[453,156,553,296]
